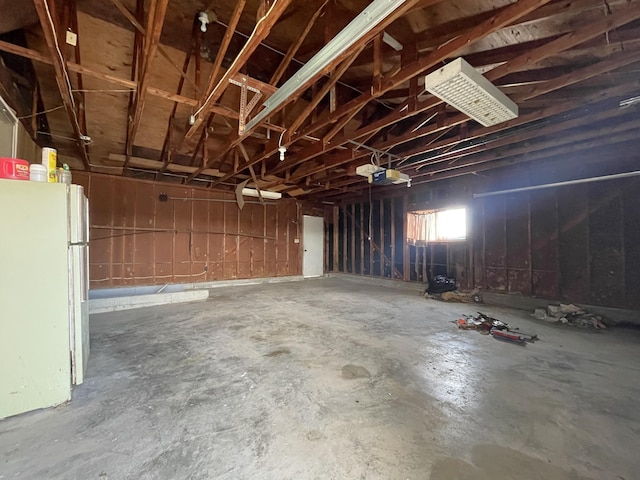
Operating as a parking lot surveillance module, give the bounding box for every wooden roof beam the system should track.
[158,20,200,175]
[298,1,640,177]
[389,15,640,164]
[287,44,365,138]
[202,0,247,118]
[191,0,421,186]
[285,52,640,185]
[270,0,328,86]
[307,129,640,198]
[384,51,640,162]
[184,0,293,139]
[125,0,170,166]
[350,0,621,70]
[276,0,553,173]
[123,0,144,175]
[0,40,241,117]
[256,0,428,153]
[410,105,633,172]
[109,0,200,95]
[33,0,90,170]
[407,140,640,189]
[411,126,640,186]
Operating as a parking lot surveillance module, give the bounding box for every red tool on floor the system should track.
[490,328,526,345]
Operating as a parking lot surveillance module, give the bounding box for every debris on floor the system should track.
[455,312,538,345]
[532,303,608,329]
[425,288,483,303]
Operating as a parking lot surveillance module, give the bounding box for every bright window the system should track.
[407,207,466,245]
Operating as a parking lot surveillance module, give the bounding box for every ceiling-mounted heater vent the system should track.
[425,58,518,127]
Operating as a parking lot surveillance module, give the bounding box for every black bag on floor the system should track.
[427,275,456,293]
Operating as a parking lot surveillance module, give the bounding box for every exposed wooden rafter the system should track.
[0,39,240,117]
[9,0,640,196]
[109,0,200,94]
[269,0,554,178]
[158,20,201,175]
[204,0,427,188]
[124,0,170,170]
[272,0,640,192]
[33,0,90,170]
[270,0,328,86]
[184,0,293,139]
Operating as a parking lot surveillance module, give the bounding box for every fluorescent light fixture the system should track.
[383,31,403,51]
[620,95,640,108]
[424,57,518,127]
[245,0,409,132]
[242,188,282,199]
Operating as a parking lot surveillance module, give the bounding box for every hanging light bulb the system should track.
[198,12,210,32]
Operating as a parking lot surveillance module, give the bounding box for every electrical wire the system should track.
[212,21,393,111]
[193,4,279,120]
[71,89,134,93]
[367,183,372,241]
[18,105,65,119]
[17,89,132,120]
[193,3,394,123]
[37,131,79,142]
[43,2,75,111]
[37,130,93,145]
[42,0,87,146]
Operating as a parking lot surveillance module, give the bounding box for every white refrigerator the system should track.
[0,180,89,419]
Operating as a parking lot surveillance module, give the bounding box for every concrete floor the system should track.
[2,277,640,480]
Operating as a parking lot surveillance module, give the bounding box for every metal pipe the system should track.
[473,170,640,198]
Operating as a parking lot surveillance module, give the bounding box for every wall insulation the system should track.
[74,172,302,289]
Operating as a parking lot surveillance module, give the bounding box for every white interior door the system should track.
[303,215,324,278]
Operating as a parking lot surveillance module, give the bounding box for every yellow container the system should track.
[41,147,57,183]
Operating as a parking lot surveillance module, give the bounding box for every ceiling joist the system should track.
[1,0,637,196]
[32,0,90,170]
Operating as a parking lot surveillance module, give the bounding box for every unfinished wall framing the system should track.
[473,176,640,309]
[327,190,470,288]
[330,160,640,310]
[74,172,302,289]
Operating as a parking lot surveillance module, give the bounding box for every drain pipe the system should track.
[473,170,640,198]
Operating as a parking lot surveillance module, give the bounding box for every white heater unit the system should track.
[424,57,518,127]
[242,188,282,199]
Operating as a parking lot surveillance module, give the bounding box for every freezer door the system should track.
[69,244,90,385]
[68,185,90,385]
